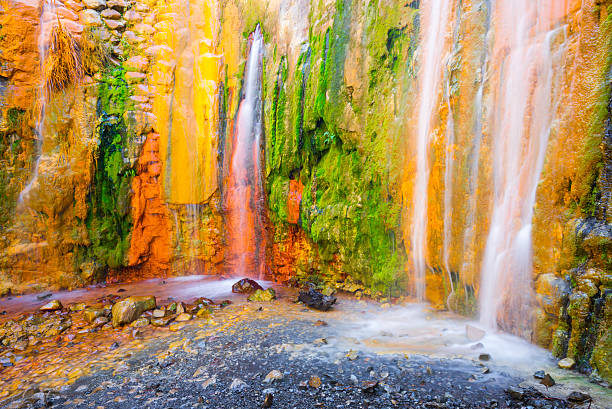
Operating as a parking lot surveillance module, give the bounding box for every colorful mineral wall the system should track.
[0,0,611,380]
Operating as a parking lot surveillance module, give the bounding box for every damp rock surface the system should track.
[1,288,596,409]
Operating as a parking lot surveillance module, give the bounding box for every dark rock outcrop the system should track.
[298,286,337,311]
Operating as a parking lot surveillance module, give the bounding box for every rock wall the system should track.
[0,0,610,380]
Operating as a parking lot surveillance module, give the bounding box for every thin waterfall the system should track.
[442,79,455,292]
[411,0,453,300]
[479,1,569,332]
[225,26,266,278]
[17,0,55,208]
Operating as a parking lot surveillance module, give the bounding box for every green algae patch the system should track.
[79,67,135,271]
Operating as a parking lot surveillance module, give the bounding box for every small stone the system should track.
[361,381,378,394]
[264,370,283,384]
[124,71,146,84]
[247,289,276,302]
[533,370,545,379]
[83,0,106,11]
[470,342,484,350]
[506,386,524,400]
[124,10,142,23]
[83,308,105,323]
[540,373,555,388]
[346,350,358,360]
[40,300,62,311]
[175,313,192,322]
[262,392,273,408]
[124,56,149,72]
[130,317,149,327]
[196,307,211,318]
[123,31,144,45]
[558,357,575,369]
[567,391,591,403]
[133,23,155,36]
[80,9,103,26]
[202,375,217,389]
[478,353,491,361]
[313,338,328,346]
[106,0,127,11]
[104,19,125,30]
[169,322,186,331]
[298,381,308,390]
[176,302,186,315]
[69,303,86,312]
[308,376,321,388]
[134,3,150,12]
[466,324,486,341]
[100,8,121,20]
[152,309,165,318]
[92,316,109,328]
[13,340,28,352]
[232,278,264,294]
[151,317,173,327]
[314,320,328,326]
[230,378,247,391]
[65,0,84,12]
[481,367,490,374]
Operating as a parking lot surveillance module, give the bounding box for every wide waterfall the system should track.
[0,0,610,405]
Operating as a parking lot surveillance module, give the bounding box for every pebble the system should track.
[40,300,62,311]
[308,376,321,388]
[264,370,283,383]
[478,353,491,361]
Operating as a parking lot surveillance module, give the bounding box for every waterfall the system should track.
[225,26,266,278]
[17,0,55,208]
[411,0,453,300]
[478,1,569,332]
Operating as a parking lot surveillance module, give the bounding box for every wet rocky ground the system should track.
[0,278,609,408]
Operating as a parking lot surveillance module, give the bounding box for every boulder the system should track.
[111,296,156,327]
[232,278,264,294]
[247,289,276,302]
[298,287,337,311]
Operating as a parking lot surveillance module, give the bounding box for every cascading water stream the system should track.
[479,1,570,332]
[225,26,266,278]
[17,0,56,208]
[411,0,453,300]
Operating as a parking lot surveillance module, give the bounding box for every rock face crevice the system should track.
[0,0,611,381]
